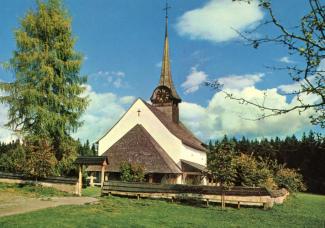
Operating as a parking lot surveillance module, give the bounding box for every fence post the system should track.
[78,165,82,196]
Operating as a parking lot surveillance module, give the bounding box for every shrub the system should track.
[24,136,57,179]
[0,144,26,173]
[275,167,307,192]
[120,162,145,182]
[233,154,276,189]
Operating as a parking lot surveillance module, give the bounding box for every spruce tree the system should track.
[0,0,88,176]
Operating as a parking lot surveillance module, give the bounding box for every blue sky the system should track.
[0,0,323,143]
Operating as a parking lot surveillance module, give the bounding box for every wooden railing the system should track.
[0,172,77,185]
[102,181,274,208]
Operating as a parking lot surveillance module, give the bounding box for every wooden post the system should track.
[237,201,240,209]
[101,165,105,188]
[148,174,153,183]
[263,202,268,210]
[78,164,82,196]
[137,194,140,200]
[206,199,209,207]
[90,172,94,187]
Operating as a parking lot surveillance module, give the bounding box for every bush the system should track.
[275,167,307,192]
[120,162,145,182]
[24,136,57,179]
[233,154,277,189]
[0,144,26,173]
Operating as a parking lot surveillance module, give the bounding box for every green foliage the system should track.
[0,0,88,178]
[275,166,307,193]
[233,154,276,189]
[0,143,26,173]
[208,140,236,187]
[53,136,78,176]
[0,0,88,138]
[77,139,97,157]
[120,162,145,182]
[24,136,57,179]
[209,132,324,193]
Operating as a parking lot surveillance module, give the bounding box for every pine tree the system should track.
[0,0,88,176]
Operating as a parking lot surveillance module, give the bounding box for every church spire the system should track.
[158,2,181,101]
[150,2,181,123]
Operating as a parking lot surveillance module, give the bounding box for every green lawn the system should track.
[0,182,71,198]
[0,185,324,227]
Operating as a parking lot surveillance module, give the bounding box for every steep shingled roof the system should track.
[102,124,182,174]
[143,101,207,152]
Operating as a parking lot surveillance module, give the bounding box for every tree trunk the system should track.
[221,183,225,210]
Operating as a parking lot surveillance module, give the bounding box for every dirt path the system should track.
[0,193,98,217]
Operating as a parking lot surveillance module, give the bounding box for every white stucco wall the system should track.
[98,99,183,163]
[180,144,207,167]
[98,98,207,168]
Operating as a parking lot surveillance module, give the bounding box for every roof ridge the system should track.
[143,101,206,151]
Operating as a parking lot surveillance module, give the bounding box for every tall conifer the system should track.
[0,0,88,175]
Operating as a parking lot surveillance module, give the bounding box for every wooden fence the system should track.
[102,181,276,208]
[0,172,78,194]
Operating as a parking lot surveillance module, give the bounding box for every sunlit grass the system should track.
[0,184,324,228]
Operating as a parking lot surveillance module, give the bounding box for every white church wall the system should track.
[180,144,207,167]
[98,99,183,163]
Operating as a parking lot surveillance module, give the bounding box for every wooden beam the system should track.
[148,174,153,183]
[101,165,105,188]
[89,172,94,187]
[78,164,82,196]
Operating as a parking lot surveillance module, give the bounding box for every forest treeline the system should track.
[209,131,325,194]
[0,139,97,177]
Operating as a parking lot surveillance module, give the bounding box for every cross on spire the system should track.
[163,1,171,19]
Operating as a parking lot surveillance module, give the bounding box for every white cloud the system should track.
[119,96,136,105]
[181,67,208,94]
[218,73,264,90]
[180,70,317,140]
[176,0,263,43]
[180,87,315,140]
[279,56,295,64]
[73,85,128,143]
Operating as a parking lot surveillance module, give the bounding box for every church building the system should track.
[96,10,208,185]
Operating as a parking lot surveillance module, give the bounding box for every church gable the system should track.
[97,98,183,163]
[102,124,181,174]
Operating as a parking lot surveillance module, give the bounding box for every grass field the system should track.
[0,182,71,198]
[0,184,324,227]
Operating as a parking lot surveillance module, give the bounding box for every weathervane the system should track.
[163,1,171,19]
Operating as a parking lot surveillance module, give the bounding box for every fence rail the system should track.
[0,172,77,185]
[103,181,270,196]
[102,181,276,208]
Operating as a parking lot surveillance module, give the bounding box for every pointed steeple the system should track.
[158,4,181,101]
[150,2,181,123]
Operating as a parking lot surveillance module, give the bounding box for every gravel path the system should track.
[0,193,98,217]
